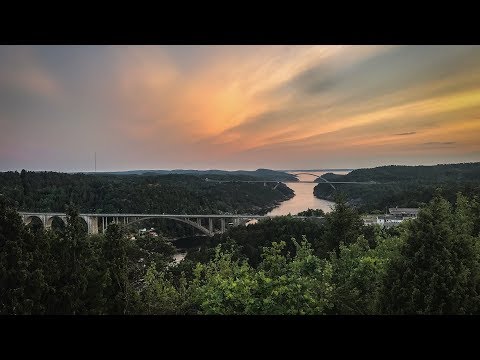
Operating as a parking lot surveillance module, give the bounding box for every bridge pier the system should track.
[220,218,226,233]
[83,216,99,235]
[209,218,213,234]
[99,216,131,234]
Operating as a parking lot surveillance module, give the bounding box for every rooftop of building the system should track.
[388,207,419,215]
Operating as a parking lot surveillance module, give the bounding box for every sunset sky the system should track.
[1,45,480,172]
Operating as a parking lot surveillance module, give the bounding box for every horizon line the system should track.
[2,160,480,174]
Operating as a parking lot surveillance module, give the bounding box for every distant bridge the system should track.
[205,173,378,190]
[18,212,322,237]
[292,172,337,190]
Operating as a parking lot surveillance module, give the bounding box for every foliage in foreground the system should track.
[2,192,480,314]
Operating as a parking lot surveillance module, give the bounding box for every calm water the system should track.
[266,171,351,216]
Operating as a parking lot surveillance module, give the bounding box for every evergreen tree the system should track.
[102,223,133,314]
[0,197,50,314]
[329,228,404,314]
[379,193,480,314]
[0,196,31,313]
[50,206,89,314]
[321,193,364,255]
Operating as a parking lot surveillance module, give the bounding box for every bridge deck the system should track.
[18,212,321,219]
[205,180,377,184]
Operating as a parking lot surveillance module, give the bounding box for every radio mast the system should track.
[95,152,96,172]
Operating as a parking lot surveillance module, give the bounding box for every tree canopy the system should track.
[2,190,480,314]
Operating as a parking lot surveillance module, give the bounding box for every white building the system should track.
[363,208,419,228]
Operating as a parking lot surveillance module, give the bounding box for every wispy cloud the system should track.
[394,132,416,136]
[423,142,456,146]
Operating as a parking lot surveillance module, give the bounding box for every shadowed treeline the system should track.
[2,192,480,314]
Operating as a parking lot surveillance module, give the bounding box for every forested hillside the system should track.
[89,168,298,181]
[0,171,294,215]
[314,162,480,212]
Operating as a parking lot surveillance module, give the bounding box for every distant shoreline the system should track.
[280,169,355,172]
[79,168,356,175]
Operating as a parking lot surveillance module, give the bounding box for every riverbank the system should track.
[265,172,345,216]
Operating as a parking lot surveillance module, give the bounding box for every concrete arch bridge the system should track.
[18,212,321,237]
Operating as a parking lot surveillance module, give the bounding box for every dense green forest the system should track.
[297,208,325,217]
[314,162,480,212]
[0,170,294,237]
[91,168,298,181]
[0,170,294,214]
[3,191,480,314]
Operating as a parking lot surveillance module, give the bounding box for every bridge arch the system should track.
[292,172,336,190]
[125,216,214,236]
[24,215,44,227]
[46,215,66,227]
[46,215,67,232]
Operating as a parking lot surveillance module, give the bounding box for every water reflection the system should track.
[266,172,346,216]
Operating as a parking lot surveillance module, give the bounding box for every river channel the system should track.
[172,170,350,264]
